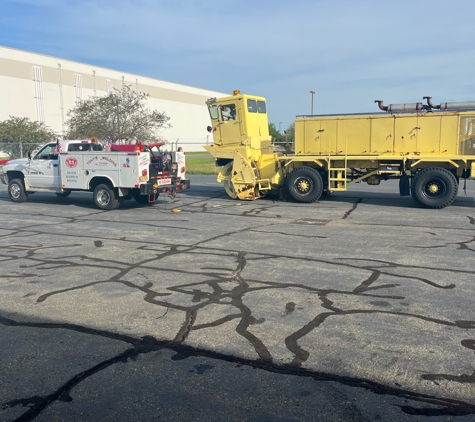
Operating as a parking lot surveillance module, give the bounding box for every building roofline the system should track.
[0,44,227,97]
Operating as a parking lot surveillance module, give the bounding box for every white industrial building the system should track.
[0,45,226,151]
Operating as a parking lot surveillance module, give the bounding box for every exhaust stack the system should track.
[424,96,475,111]
[375,100,425,113]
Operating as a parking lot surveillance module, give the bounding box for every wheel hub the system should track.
[297,179,310,193]
[428,183,439,194]
[10,184,21,199]
[98,190,110,206]
[422,178,447,199]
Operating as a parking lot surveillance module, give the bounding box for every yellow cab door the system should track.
[218,102,241,145]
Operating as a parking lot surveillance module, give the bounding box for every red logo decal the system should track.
[65,157,78,168]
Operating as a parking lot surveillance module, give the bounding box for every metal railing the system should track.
[272,140,295,153]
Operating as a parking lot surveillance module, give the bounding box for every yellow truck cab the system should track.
[206,90,270,147]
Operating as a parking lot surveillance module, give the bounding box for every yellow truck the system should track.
[204,91,475,209]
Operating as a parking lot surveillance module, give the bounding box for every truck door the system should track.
[26,143,61,188]
[218,103,241,145]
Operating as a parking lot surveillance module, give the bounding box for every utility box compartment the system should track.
[60,151,148,189]
[295,111,475,157]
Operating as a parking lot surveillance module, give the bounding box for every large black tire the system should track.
[411,167,458,209]
[55,191,71,198]
[285,166,323,203]
[93,184,119,210]
[8,178,28,202]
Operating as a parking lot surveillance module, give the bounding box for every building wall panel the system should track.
[0,45,226,151]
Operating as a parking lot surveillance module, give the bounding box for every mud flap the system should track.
[399,172,410,196]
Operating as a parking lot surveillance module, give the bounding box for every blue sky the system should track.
[1,0,475,131]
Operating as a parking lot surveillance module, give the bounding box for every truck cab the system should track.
[206,90,271,148]
[1,140,102,190]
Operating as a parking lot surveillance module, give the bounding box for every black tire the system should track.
[93,184,119,210]
[411,167,458,209]
[8,178,28,202]
[285,166,323,203]
[115,197,125,209]
[55,191,71,198]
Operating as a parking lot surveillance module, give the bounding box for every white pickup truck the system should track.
[1,139,190,210]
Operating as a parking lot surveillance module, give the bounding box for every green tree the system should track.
[268,123,285,142]
[283,122,295,152]
[66,84,171,143]
[0,116,57,158]
[284,122,294,140]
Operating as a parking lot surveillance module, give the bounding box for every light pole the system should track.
[310,90,315,115]
[279,122,282,133]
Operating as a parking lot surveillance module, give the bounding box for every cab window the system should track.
[208,104,219,120]
[247,99,257,113]
[68,143,103,152]
[257,101,267,113]
[247,99,266,113]
[68,144,88,152]
[68,144,80,151]
[220,104,237,121]
[34,143,57,160]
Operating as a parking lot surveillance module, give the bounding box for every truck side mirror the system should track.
[27,151,31,160]
[206,126,212,133]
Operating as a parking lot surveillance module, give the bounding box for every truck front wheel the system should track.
[411,167,458,209]
[93,184,119,210]
[8,178,28,202]
[285,166,323,203]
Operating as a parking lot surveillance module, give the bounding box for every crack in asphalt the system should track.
[342,198,362,219]
[1,197,474,420]
[1,315,475,421]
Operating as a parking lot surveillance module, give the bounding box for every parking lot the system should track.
[1,175,475,421]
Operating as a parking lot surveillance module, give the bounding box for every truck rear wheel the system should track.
[411,167,458,209]
[285,166,323,203]
[8,178,28,202]
[93,184,119,210]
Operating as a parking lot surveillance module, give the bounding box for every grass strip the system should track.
[186,155,216,175]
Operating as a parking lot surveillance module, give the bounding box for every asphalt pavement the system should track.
[1,175,475,422]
